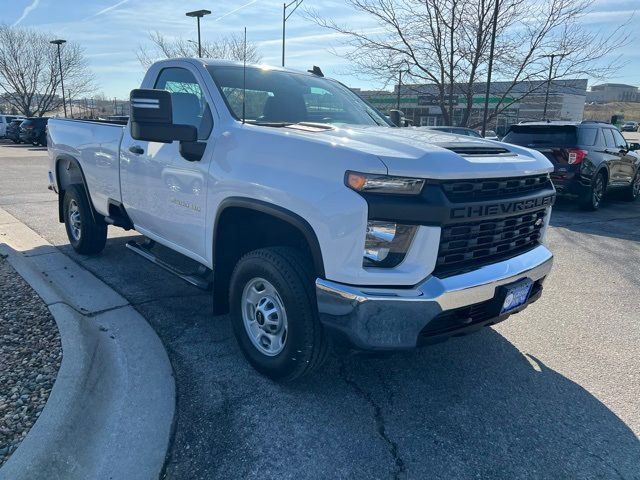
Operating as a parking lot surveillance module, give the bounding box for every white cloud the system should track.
[12,0,41,26]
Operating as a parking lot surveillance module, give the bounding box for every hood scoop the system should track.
[441,144,512,156]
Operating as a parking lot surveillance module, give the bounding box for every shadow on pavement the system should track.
[0,144,47,152]
[144,293,640,479]
[550,195,640,242]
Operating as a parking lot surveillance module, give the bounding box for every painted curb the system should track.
[0,208,175,480]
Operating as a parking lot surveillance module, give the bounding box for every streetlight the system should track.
[542,53,567,120]
[186,9,211,58]
[282,0,303,67]
[481,0,499,137]
[50,39,67,118]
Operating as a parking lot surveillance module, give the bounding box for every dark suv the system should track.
[502,121,640,210]
[6,119,25,143]
[19,117,50,146]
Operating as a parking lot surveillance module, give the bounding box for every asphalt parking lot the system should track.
[0,141,639,479]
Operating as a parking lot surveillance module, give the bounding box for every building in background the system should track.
[354,79,588,133]
[586,83,640,103]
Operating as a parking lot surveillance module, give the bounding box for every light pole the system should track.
[186,9,211,58]
[50,39,67,118]
[542,53,566,120]
[481,0,499,137]
[282,0,303,67]
[396,68,409,110]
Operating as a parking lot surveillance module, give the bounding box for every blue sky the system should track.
[4,0,639,98]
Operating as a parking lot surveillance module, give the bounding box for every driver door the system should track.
[120,66,214,261]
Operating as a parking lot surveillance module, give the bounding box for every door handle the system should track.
[129,145,144,155]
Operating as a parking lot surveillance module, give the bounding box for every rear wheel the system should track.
[580,171,606,211]
[229,247,328,381]
[622,169,640,201]
[63,184,107,254]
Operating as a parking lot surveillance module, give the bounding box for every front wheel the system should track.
[622,169,640,201]
[580,171,606,211]
[63,184,107,254]
[229,247,328,381]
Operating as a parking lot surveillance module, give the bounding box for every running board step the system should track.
[125,240,212,290]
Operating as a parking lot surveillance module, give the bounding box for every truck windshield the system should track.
[207,66,390,127]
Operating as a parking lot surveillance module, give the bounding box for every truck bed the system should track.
[48,118,125,216]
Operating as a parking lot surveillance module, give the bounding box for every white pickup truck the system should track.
[48,59,555,381]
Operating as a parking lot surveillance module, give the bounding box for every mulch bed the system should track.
[0,255,61,467]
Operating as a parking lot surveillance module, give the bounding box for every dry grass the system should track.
[584,102,640,123]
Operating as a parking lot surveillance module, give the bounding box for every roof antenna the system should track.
[242,27,247,125]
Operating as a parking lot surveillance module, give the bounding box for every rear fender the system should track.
[55,155,99,224]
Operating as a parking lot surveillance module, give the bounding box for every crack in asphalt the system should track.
[339,361,406,479]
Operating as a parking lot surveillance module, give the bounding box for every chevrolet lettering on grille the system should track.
[450,195,555,220]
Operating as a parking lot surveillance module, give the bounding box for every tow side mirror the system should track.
[129,89,197,144]
[628,142,640,151]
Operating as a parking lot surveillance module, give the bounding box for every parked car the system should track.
[502,121,640,210]
[483,130,500,140]
[422,126,483,138]
[48,59,555,381]
[0,115,24,138]
[5,119,25,143]
[621,121,639,132]
[19,117,49,146]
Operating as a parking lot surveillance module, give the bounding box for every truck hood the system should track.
[286,125,553,179]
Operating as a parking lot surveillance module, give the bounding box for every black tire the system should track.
[229,247,329,381]
[580,171,606,211]
[63,184,107,254]
[622,169,640,202]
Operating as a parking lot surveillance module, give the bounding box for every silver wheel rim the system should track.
[68,199,82,241]
[241,277,288,357]
[593,175,604,207]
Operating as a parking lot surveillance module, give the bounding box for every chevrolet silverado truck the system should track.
[47,59,555,381]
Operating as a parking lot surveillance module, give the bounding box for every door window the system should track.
[602,129,616,148]
[154,67,213,140]
[611,129,628,150]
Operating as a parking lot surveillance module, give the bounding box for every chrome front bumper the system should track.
[316,245,553,350]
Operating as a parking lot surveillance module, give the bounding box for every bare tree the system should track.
[307,0,631,127]
[137,31,262,69]
[0,25,95,117]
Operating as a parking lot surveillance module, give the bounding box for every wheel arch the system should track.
[55,154,98,224]
[211,197,325,315]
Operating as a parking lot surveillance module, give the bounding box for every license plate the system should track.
[499,279,533,314]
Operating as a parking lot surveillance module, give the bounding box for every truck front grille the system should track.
[434,209,547,278]
[440,174,551,202]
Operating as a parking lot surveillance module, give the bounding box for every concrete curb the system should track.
[0,208,175,480]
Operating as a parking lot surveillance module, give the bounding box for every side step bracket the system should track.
[125,239,212,290]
